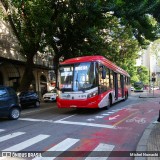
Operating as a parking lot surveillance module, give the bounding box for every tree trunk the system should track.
[18,55,34,92]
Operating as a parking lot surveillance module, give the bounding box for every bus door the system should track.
[114,73,118,100]
[120,75,124,98]
[118,74,123,98]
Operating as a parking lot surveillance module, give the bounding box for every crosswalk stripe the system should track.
[3,134,50,151]
[0,129,5,132]
[33,138,79,160]
[85,143,115,160]
[0,132,25,142]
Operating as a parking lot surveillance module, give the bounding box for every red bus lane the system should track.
[55,100,160,160]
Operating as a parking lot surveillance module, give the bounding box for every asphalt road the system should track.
[0,92,159,160]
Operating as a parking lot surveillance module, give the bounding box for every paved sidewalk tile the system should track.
[147,123,160,160]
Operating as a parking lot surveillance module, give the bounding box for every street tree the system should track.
[1,0,53,91]
[1,0,160,91]
[137,66,149,84]
[101,0,160,46]
[47,0,160,76]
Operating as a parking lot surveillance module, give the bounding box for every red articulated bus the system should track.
[56,55,130,109]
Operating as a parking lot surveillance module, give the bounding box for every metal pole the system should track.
[37,70,40,98]
[153,82,154,96]
[36,54,40,98]
[149,60,151,93]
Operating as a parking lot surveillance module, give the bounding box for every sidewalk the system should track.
[139,89,160,98]
[135,90,160,160]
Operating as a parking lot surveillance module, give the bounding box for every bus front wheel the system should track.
[105,95,112,110]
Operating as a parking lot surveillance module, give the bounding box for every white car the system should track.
[43,89,57,102]
[131,86,134,91]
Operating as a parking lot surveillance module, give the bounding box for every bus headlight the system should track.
[87,91,98,98]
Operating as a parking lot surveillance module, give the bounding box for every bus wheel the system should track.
[124,92,128,100]
[105,95,112,110]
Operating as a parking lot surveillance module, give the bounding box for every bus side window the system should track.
[117,74,121,89]
[109,70,113,89]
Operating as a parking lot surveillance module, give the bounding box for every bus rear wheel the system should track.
[125,92,128,100]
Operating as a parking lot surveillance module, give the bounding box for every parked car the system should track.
[0,85,21,120]
[18,91,40,108]
[151,86,159,90]
[131,86,134,91]
[43,89,57,102]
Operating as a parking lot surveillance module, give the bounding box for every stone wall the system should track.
[0,20,25,61]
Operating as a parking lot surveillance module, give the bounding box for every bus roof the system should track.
[60,55,130,77]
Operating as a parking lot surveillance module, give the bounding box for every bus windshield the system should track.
[58,62,97,92]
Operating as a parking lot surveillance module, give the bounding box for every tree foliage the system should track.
[1,0,53,91]
[103,0,160,46]
[130,66,149,85]
[1,0,160,91]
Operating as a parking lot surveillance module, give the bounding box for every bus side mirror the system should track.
[102,69,106,79]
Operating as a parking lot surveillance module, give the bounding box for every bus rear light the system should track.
[87,91,98,98]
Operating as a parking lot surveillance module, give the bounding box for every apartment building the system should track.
[136,43,160,86]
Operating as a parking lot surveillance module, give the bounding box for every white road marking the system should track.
[0,129,5,132]
[87,119,95,121]
[125,108,138,112]
[85,143,115,160]
[109,115,120,120]
[101,114,110,116]
[19,114,76,123]
[56,114,77,121]
[3,134,50,151]
[19,118,115,129]
[107,112,115,114]
[19,118,53,122]
[33,138,79,160]
[111,109,121,111]
[153,121,159,124]
[147,109,154,113]
[0,132,25,142]
[55,120,115,129]
[95,116,104,119]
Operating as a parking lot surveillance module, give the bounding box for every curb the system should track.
[139,96,160,98]
[135,117,158,160]
[139,95,160,98]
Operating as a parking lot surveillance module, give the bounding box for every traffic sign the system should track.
[152,72,156,77]
[152,78,156,82]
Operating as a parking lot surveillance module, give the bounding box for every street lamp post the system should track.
[36,54,40,98]
[149,53,151,93]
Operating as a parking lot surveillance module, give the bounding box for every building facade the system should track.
[0,20,55,97]
[136,43,160,86]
